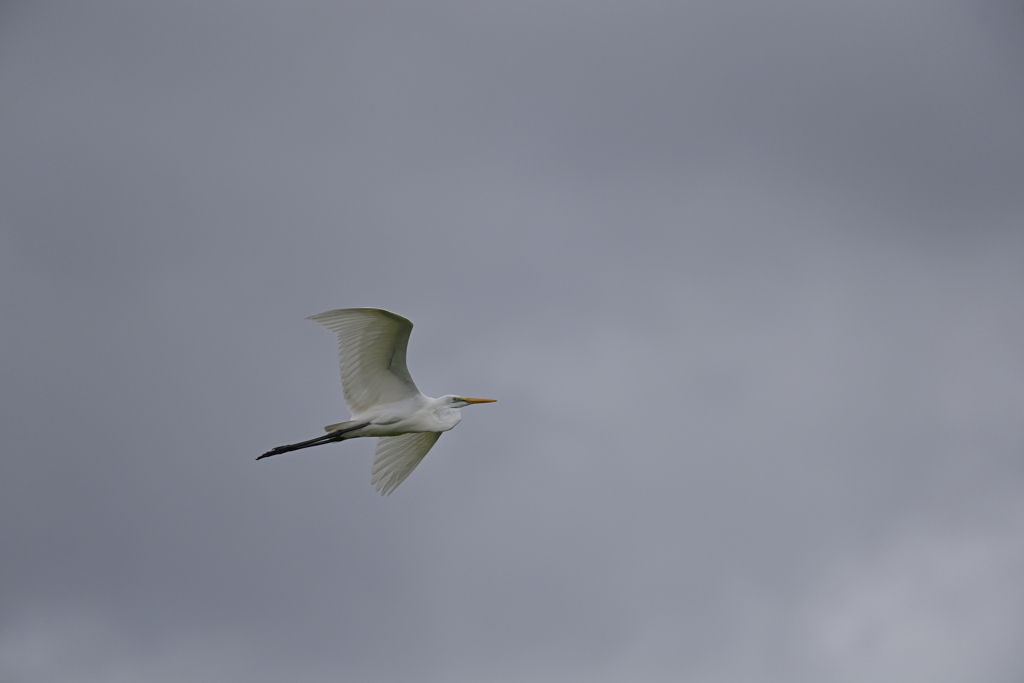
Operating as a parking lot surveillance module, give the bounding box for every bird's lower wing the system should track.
[371,432,442,496]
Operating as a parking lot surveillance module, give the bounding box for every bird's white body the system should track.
[328,394,463,438]
[259,308,494,495]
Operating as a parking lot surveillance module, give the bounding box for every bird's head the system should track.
[442,395,497,409]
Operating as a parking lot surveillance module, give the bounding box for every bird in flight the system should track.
[258,308,496,495]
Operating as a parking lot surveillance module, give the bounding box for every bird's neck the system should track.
[431,402,462,431]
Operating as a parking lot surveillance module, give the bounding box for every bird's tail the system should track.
[324,419,362,433]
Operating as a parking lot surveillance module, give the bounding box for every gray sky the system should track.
[2,1,1023,681]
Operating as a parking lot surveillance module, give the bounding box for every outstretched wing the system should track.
[371,432,441,496]
[307,308,421,415]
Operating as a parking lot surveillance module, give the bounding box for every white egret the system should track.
[258,308,496,495]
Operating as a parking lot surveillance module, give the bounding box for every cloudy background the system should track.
[2,1,1023,681]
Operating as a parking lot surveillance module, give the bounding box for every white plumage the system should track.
[307,308,418,416]
[259,308,495,495]
[371,431,442,496]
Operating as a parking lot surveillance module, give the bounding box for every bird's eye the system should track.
[452,397,459,402]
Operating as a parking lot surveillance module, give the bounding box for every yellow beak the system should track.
[462,397,497,404]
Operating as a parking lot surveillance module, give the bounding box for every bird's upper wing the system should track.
[371,432,441,495]
[307,308,421,415]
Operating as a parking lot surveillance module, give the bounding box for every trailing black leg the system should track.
[257,422,371,460]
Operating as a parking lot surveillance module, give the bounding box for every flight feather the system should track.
[371,432,441,495]
[306,308,421,414]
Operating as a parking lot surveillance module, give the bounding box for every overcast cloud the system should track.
[1,1,1023,682]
